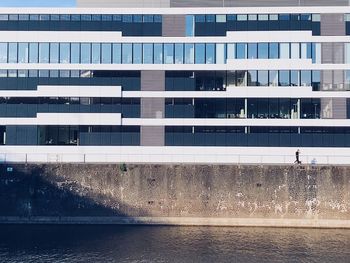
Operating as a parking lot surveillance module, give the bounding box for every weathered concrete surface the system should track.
[0,164,349,227]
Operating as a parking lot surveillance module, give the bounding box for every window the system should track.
[143,44,153,64]
[59,43,70,64]
[236,43,247,59]
[300,70,311,86]
[312,70,321,90]
[29,43,38,63]
[0,43,7,63]
[205,43,215,64]
[216,44,225,64]
[227,44,235,60]
[174,43,183,64]
[216,15,226,23]
[71,43,80,64]
[81,43,91,64]
[258,43,268,59]
[279,71,290,86]
[280,43,290,59]
[39,43,49,63]
[258,14,268,21]
[301,43,312,59]
[50,43,59,63]
[133,15,142,23]
[153,43,163,64]
[236,71,247,86]
[206,15,215,23]
[92,43,101,64]
[101,43,112,64]
[237,15,247,21]
[185,44,194,64]
[8,43,17,63]
[258,71,268,86]
[164,44,174,64]
[312,43,321,63]
[112,43,121,64]
[122,15,132,23]
[195,43,205,64]
[185,15,194,36]
[269,71,278,86]
[269,43,279,59]
[122,43,132,64]
[248,43,257,59]
[290,43,300,59]
[133,43,142,64]
[247,70,258,86]
[18,43,28,63]
[290,70,299,86]
[143,15,153,23]
[312,14,320,22]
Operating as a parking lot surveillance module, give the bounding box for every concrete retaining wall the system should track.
[0,164,349,227]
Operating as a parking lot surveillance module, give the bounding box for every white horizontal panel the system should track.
[0,6,350,14]
[0,31,122,43]
[2,31,350,43]
[3,62,350,70]
[0,113,121,125]
[122,118,350,127]
[1,146,350,165]
[0,85,121,97]
[123,87,350,98]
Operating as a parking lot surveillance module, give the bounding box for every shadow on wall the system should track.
[0,164,143,218]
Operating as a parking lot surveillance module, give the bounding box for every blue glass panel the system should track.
[133,43,142,64]
[101,43,112,64]
[205,43,215,64]
[185,44,194,64]
[174,43,183,64]
[18,43,28,63]
[112,43,121,64]
[236,43,246,59]
[164,43,174,64]
[29,43,38,63]
[153,43,163,64]
[143,43,153,64]
[258,43,268,59]
[0,43,7,63]
[195,43,205,64]
[92,43,101,64]
[50,43,59,63]
[122,43,132,64]
[59,43,70,64]
[39,43,49,63]
[248,43,257,59]
[185,15,194,36]
[80,43,91,64]
[8,43,17,63]
[269,43,279,59]
[71,43,80,64]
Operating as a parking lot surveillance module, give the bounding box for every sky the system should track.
[0,0,76,7]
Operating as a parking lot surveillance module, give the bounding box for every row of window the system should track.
[165,98,320,119]
[0,97,140,105]
[192,14,321,23]
[0,70,138,78]
[0,14,162,23]
[0,42,321,65]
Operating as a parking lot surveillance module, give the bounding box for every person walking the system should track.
[295,149,301,164]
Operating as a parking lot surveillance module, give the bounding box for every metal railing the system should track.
[0,152,349,165]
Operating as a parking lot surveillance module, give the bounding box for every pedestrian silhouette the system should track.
[294,149,301,164]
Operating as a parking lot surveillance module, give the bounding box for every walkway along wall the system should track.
[0,164,349,228]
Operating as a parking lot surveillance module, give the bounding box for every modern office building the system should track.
[0,0,350,163]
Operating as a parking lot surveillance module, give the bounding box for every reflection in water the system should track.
[0,225,349,263]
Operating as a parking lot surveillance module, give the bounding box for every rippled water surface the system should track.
[0,225,349,262]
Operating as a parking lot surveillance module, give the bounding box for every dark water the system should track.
[0,225,350,263]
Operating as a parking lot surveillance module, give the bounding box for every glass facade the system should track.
[0,42,322,64]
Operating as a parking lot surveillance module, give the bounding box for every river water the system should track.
[0,225,349,263]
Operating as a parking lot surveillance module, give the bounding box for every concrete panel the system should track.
[141,98,165,118]
[321,43,333,64]
[321,70,333,91]
[321,14,345,36]
[141,126,164,146]
[332,98,347,119]
[141,71,165,91]
[162,15,186,37]
[333,43,344,64]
